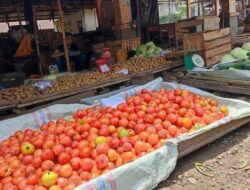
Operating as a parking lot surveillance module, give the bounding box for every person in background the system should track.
[52,33,87,72]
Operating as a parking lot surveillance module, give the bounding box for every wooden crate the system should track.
[93,37,141,54]
[183,28,232,66]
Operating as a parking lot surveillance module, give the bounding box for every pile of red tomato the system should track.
[0,88,229,190]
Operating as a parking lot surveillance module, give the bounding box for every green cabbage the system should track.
[147,46,156,54]
[138,45,147,54]
[154,47,162,54]
[220,54,236,63]
[145,41,154,47]
[231,48,248,59]
[242,42,250,51]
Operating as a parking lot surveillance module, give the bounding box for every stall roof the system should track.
[0,0,95,22]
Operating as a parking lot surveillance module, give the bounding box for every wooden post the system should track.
[215,0,220,15]
[96,0,102,26]
[57,0,71,72]
[243,0,246,17]
[17,6,24,37]
[186,0,191,19]
[32,6,43,75]
[136,0,141,37]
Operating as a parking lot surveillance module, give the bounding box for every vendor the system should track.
[52,33,88,72]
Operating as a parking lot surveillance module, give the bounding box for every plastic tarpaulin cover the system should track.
[1,78,250,190]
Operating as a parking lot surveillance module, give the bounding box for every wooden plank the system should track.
[183,34,203,51]
[186,73,250,86]
[203,28,230,41]
[178,117,250,158]
[204,35,231,50]
[205,43,231,58]
[179,79,250,95]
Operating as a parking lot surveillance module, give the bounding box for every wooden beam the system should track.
[32,6,44,76]
[243,0,246,17]
[17,6,23,37]
[186,0,191,18]
[57,0,71,72]
[96,0,102,25]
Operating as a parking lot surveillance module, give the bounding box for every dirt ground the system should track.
[155,118,250,190]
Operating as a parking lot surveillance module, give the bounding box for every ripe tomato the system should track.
[27,174,38,186]
[80,158,94,172]
[95,154,109,169]
[144,114,154,124]
[56,177,68,188]
[96,144,109,155]
[135,123,146,134]
[121,152,136,164]
[79,147,91,158]
[182,118,192,129]
[134,141,148,154]
[58,153,71,165]
[42,160,55,171]
[147,134,159,146]
[59,164,73,178]
[42,149,54,161]
[168,125,178,136]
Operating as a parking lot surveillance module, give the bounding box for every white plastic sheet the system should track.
[1,78,250,190]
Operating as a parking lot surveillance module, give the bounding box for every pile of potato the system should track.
[44,71,122,94]
[0,57,170,102]
[0,86,43,101]
[0,71,122,102]
[113,57,169,73]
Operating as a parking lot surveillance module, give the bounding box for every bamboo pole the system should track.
[57,0,71,72]
[32,6,43,75]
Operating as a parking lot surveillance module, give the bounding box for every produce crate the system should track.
[93,37,141,55]
[183,28,232,67]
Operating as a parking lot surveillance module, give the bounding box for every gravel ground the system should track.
[155,92,250,190]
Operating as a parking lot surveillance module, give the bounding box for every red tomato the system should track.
[147,134,159,146]
[27,174,38,186]
[144,114,154,124]
[134,141,148,154]
[168,125,178,137]
[135,123,146,134]
[95,154,109,169]
[96,144,109,155]
[52,144,64,156]
[70,157,81,170]
[157,110,167,120]
[58,152,71,165]
[59,164,73,178]
[80,158,94,172]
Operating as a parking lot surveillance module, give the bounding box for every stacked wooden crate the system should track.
[183,28,232,67]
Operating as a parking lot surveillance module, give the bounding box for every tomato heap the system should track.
[0,89,229,190]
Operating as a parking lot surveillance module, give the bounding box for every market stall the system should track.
[0,54,183,117]
[1,78,250,190]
